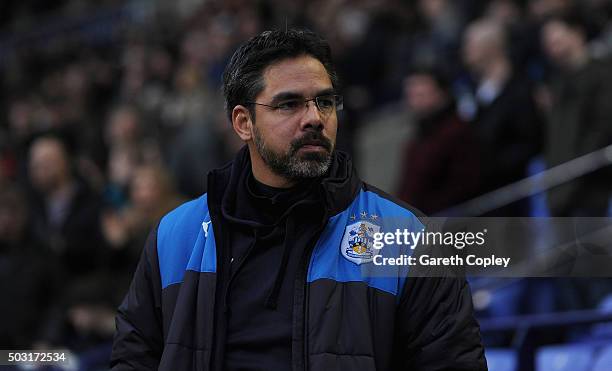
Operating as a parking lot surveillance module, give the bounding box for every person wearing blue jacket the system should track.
[110,28,487,371]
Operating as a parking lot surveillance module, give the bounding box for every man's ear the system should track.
[232,105,253,141]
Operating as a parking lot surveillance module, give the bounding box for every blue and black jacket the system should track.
[111,147,486,370]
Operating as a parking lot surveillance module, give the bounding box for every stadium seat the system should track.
[592,344,612,371]
[592,293,612,338]
[485,348,516,371]
[536,345,594,371]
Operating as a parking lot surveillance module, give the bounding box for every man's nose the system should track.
[300,100,324,130]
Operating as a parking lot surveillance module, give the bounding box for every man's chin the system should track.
[292,155,332,178]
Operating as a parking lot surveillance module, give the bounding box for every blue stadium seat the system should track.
[485,348,516,371]
[599,294,612,312]
[592,294,612,339]
[592,344,612,371]
[536,345,594,371]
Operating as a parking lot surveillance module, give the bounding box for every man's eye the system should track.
[317,96,335,109]
[277,100,302,110]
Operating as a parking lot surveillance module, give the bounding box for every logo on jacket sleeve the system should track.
[341,219,381,265]
[202,220,211,237]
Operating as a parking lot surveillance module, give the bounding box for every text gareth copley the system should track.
[373,254,511,268]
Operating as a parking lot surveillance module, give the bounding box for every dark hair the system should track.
[222,28,339,122]
[407,64,452,93]
[544,12,595,40]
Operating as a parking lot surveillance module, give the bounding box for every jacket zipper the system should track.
[295,220,329,371]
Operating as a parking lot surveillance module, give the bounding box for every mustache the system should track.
[290,131,333,154]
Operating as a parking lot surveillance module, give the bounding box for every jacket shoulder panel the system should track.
[157,194,216,289]
[362,182,428,219]
[308,189,424,297]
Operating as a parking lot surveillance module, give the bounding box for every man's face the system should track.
[28,138,70,193]
[541,21,584,68]
[462,26,491,73]
[404,74,446,118]
[249,55,337,180]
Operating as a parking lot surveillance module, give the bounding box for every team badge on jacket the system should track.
[341,219,381,265]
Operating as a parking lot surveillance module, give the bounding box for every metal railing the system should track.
[439,144,612,216]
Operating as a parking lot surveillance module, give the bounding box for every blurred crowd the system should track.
[2,0,612,365]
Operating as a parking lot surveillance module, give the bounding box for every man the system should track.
[396,67,480,215]
[539,14,612,315]
[541,14,612,217]
[111,29,486,370]
[28,135,105,277]
[0,186,60,347]
[462,19,542,216]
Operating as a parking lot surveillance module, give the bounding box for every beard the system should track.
[252,126,334,180]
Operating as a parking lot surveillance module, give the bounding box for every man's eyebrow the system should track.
[270,92,303,103]
[270,88,336,103]
[316,88,336,96]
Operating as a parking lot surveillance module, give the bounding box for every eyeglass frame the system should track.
[244,94,343,117]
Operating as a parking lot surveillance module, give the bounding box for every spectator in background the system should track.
[541,14,612,216]
[37,163,182,366]
[528,0,574,20]
[7,96,41,184]
[0,186,60,347]
[462,18,542,216]
[102,163,183,274]
[412,0,465,70]
[485,0,541,76]
[27,135,105,278]
[0,128,15,189]
[396,67,479,214]
[163,61,227,197]
[103,104,161,209]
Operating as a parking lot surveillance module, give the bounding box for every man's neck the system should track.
[252,168,295,188]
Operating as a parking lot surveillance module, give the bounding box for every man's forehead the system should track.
[260,55,333,98]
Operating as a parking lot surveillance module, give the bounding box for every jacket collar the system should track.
[207,145,361,218]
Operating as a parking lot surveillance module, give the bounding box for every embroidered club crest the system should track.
[341,220,381,265]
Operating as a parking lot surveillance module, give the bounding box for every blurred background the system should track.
[1,0,612,370]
